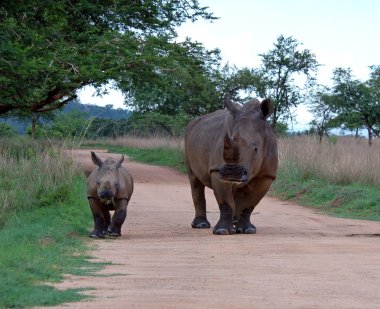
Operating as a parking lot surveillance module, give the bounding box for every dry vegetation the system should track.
[84,135,184,150]
[278,136,380,186]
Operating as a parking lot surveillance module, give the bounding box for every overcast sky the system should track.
[79,0,380,130]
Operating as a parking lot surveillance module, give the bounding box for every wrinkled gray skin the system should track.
[185,97,278,235]
[87,152,133,238]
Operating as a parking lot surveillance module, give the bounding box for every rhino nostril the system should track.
[99,191,114,199]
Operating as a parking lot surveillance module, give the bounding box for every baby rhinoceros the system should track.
[87,152,133,238]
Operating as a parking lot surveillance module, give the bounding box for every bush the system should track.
[0,123,17,137]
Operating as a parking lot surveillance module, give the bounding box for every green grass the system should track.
[84,144,187,173]
[83,143,380,221]
[0,178,104,308]
[270,165,380,221]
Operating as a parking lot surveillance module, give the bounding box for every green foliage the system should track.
[273,122,289,137]
[127,39,222,116]
[0,178,104,308]
[0,1,215,115]
[328,67,380,145]
[126,112,190,137]
[307,86,336,141]
[213,64,260,103]
[252,35,319,129]
[0,122,16,136]
[28,110,88,139]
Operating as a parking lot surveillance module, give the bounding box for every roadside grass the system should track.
[270,165,380,221]
[0,137,105,308]
[82,135,380,221]
[82,143,187,173]
[0,177,104,308]
[0,138,78,226]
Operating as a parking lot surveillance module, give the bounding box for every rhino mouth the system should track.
[219,164,248,184]
[99,190,115,205]
[100,198,114,205]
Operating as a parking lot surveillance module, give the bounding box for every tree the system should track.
[125,39,222,116]
[0,1,215,115]
[330,67,380,145]
[252,35,319,129]
[212,65,260,103]
[29,110,88,139]
[308,86,336,142]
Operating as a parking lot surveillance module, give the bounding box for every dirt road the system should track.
[51,149,380,309]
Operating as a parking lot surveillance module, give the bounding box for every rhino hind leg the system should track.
[188,171,210,229]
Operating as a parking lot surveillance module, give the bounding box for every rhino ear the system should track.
[116,155,124,168]
[224,94,239,116]
[91,152,103,167]
[260,98,273,119]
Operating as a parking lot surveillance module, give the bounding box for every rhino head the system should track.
[91,152,124,204]
[219,96,273,184]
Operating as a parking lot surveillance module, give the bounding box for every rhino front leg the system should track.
[235,177,274,234]
[188,170,210,229]
[108,199,128,237]
[212,175,236,235]
[88,198,108,238]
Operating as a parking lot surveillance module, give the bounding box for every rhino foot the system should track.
[107,227,121,237]
[213,227,236,235]
[89,230,107,239]
[191,217,210,229]
[235,225,256,234]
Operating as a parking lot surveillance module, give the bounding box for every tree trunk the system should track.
[31,114,39,138]
[355,128,359,139]
[367,126,372,146]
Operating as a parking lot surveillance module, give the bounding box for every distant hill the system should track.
[63,101,131,119]
[0,100,131,134]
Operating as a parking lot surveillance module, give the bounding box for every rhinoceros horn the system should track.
[224,95,240,116]
[223,133,241,164]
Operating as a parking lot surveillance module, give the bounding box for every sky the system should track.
[78,0,380,130]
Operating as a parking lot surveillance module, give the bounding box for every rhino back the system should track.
[185,110,226,187]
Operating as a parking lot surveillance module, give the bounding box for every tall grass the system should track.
[0,137,81,226]
[277,136,380,186]
[83,135,184,150]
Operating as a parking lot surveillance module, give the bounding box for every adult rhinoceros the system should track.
[87,152,134,238]
[185,96,278,235]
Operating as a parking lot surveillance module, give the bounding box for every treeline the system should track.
[0,109,188,139]
[1,1,379,143]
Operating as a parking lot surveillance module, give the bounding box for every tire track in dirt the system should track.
[45,149,380,309]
